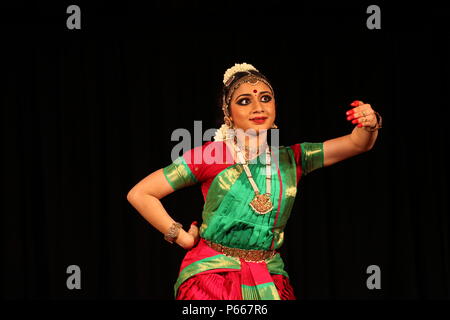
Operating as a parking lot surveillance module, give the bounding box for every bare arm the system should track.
[323,101,380,167]
[126,168,198,250]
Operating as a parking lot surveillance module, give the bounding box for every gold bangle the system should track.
[164,222,183,244]
[364,111,382,132]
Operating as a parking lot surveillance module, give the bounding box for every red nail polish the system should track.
[192,221,198,226]
[350,100,359,107]
[352,119,358,124]
[357,123,363,128]
[347,115,354,120]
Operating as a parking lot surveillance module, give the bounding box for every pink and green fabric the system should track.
[163,140,324,300]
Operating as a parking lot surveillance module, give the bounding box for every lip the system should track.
[250,117,267,124]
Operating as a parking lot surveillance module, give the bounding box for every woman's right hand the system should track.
[176,221,200,250]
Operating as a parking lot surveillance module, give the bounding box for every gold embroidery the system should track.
[285,186,297,198]
[163,157,197,190]
[205,240,277,262]
[302,143,324,176]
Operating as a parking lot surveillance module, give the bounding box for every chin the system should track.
[248,126,271,134]
[237,123,271,134]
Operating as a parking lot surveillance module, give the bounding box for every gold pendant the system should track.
[249,193,273,214]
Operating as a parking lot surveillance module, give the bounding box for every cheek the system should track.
[268,103,276,115]
[237,110,249,122]
[230,106,245,121]
[231,106,244,118]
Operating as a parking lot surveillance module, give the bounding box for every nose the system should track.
[251,99,265,114]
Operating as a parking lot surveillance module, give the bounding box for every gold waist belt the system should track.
[204,239,277,262]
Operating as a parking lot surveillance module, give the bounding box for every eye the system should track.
[261,95,272,103]
[237,98,251,106]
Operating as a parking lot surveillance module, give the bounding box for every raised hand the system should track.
[346,100,379,129]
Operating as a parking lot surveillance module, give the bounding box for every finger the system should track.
[350,100,364,107]
[352,114,376,127]
[188,221,199,233]
[351,114,373,124]
[346,102,374,123]
[346,100,365,118]
[347,101,367,114]
[351,113,376,124]
[349,100,359,107]
[188,228,198,237]
[352,109,374,119]
[354,103,372,113]
[346,106,363,120]
[346,102,358,116]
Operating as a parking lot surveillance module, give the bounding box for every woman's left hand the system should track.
[345,100,378,129]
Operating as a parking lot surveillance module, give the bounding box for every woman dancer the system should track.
[127,63,382,300]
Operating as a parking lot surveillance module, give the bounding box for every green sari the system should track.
[163,141,324,299]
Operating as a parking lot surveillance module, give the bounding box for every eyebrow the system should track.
[235,91,272,101]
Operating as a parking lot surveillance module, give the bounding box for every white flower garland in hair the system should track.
[223,62,259,85]
[215,63,259,141]
[213,123,236,141]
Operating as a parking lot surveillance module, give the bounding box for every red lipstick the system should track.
[250,117,267,124]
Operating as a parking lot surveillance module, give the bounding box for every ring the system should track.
[362,111,366,116]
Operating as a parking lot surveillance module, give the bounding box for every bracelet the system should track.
[364,111,382,132]
[164,222,183,244]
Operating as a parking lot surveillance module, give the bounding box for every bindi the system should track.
[253,89,258,93]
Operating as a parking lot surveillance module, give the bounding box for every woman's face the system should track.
[228,81,276,133]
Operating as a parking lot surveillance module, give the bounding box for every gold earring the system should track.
[224,116,234,128]
[271,123,278,129]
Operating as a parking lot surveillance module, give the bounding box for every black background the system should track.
[1,1,449,301]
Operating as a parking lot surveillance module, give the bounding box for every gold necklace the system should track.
[233,137,273,215]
